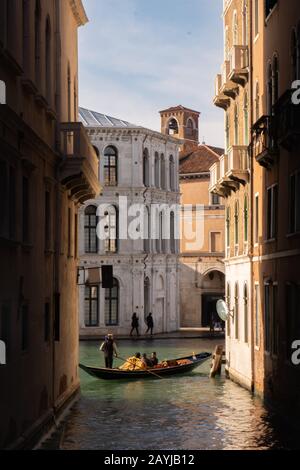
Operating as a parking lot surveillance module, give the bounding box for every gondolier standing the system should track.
[100,334,118,369]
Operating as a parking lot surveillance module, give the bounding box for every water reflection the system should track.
[61,339,300,450]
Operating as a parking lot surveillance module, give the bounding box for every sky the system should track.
[79,0,224,148]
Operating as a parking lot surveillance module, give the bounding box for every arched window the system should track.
[272,55,279,106]
[84,205,98,253]
[226,207,230,252]
[243,92,249,145]
[160,154,165,190]
[169,155,175,191]
[225,26,230,60]
[144,206,150,253]
[234,201,239,248]
[168,118,179,135]
[244,195,248,243]
[267,63,272,115]
[225,113,230,151]
[233,10,238,46]
[242,0,248,46]
[104,146,118,186]
[234,104,239,145]
[154,152,160,188]
[226,282,231,337]
[104,205,118,253]
[144,277,150,320]
[170,211,176,254]
[45,17,51,104]
[105,278,119,326]
[186,118,194,137]
[291,29,297,82]
[34,0,41,87]
[143,148,150,187]
[67,63,71,121]
[244,283,248,343]
[235,282,239,340]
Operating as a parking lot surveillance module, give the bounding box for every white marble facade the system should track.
[78,108,181,337]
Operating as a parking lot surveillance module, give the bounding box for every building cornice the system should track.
[68,0,88,27]
[85,126,183,146]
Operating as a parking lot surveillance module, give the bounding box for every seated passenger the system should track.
[142,353,152,368]
[119,352,146,371]
[150,352,159,366]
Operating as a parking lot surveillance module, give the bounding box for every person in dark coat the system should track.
[145,312,154,336]
[130,312,140,336]
[100,334,118,369]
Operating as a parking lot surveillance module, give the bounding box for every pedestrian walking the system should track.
[130,312,140,336]
[145,312,154,336]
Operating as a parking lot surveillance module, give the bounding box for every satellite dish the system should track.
[216,299,229,322]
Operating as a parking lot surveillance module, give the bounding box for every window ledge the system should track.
[264,238,276,244]
[286,231,300,239]
[265,3,278,25]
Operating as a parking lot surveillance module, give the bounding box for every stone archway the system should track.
[200,269,225,327]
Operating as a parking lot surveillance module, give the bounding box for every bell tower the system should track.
[159,105,200,154]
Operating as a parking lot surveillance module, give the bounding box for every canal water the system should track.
[60,339,299,450]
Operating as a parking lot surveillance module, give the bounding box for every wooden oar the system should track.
[116,355,164,380]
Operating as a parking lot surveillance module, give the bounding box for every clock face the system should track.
[216,299,229,322]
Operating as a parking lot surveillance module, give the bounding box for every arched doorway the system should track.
[201,270,225,327]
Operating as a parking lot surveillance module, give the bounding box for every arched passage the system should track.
[201,269,225,327]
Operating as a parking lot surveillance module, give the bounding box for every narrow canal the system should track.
[60,339,299,450]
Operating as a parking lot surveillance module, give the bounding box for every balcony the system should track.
[229,46,249,86]
[59,122,101,204]
[275,89,300,151]
[221,60,239,98]
[213,73,230,110]
[227,146,249,184]
[251,115,278,168]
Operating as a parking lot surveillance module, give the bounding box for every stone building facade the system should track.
[0,1,100,448]
[78,107,181,337]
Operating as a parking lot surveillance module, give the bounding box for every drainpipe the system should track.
[249,0,255,394]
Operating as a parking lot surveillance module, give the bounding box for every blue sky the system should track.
[79,0,224,147]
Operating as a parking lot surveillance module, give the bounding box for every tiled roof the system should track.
[179,144,224,174]
[159,105,200,115]
[79,107,138,128]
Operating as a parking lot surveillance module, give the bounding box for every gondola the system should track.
[79,352,211,380]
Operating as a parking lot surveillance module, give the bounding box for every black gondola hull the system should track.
[79,352,211,380]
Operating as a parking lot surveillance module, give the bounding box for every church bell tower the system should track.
[159,105,200,154]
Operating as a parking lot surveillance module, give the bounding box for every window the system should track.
[22,0,30,72]
[22,176,29,243]
[291,29,297,82]
[297,23,300,80]
[21,304,29,351]
[170,212,176,254]
[226,207,230,255]
[265,0,277,18]
[244,92,249,145]
[289,171,300,234]
[234,283,239,340]
[169,155,175,191]
[105,278,119,326]
[45,190,51,250]
[226,283,231,337]
[244,283,248,343]
[255,194,259,243]
[74,79,77,121]
[254,0,259,37]
[67,64,71,122]
[0,79,5,104]
[143,148,150,187]
[155,153,160,188]
[104,146,118,186]
[264,284,271,352]
[267,63,273,116]
[160,155,166,190]
[156,211,161,253]
[144,206,150,253]
[74,213,78,259]
[225,113,230,151]
[286,283,300,358]
[34,0,41,87]
[255,285,260,347]
[85,205,98,253]
[85,285,99,327]
[44,302,50,342]
[244,195,248,243]
[104,205,118,253]
[272,55,279,106]
[54,293,60,341]
[266,185,278,240]
[1,304,10,362]
[234,104,239,145]
[211,194,220,205]
[210,232,222,253]
[272,284,278,355]
[45,17,51,103]
[168,118,179,135]
[234,201,239,249]
[242,0,248,46]
[233,10,238,46]
[186,118,194,137]
[255,82,260,121]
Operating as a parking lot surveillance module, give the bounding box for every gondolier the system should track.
[100,334,118,369]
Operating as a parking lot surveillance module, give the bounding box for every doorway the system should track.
[201,294,223,327]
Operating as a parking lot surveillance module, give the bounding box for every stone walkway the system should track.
[80,328,225,341]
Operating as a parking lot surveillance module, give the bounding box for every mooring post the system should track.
[209,345,223,378]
